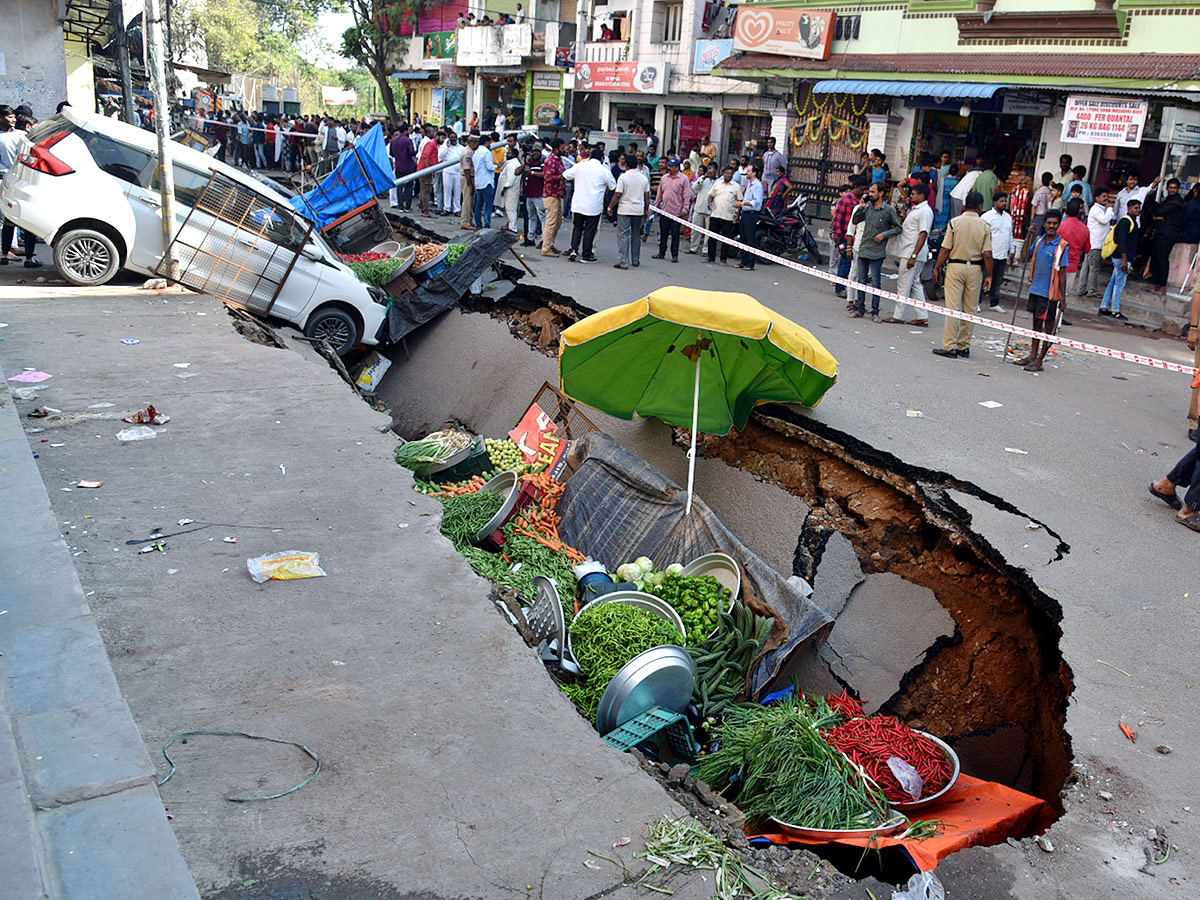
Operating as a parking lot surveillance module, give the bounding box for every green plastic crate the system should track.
[602,707,700,762]
[428,436,492,484]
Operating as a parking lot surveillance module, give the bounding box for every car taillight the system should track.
[19,130,74,176]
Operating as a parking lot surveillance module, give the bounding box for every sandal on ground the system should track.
[1012,356,1033,367]
[1149,484,1182,510]
[1178,513,1200,532]
[911,320,929,327]
[1023,362,1044,372]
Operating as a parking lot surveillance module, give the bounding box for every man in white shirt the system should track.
[562,146,616,262]
[439,131,466,215]
[687,164,717,254]
[949,159,982,219]
[1114,172,1159,222]
[608,152,650,268]
[1077,189,1115,298]
[473,139,498,228]
[706,164,743,265]
[980,191,1014,312]
[884,183,933,325]
[494,108,507,134]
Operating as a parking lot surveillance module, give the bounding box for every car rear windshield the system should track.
[77,129,154,187]
[26,115,75,145]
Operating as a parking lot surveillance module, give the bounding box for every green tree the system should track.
[340,0,419,124]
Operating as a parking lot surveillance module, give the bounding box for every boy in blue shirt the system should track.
[1015,209,1070,372]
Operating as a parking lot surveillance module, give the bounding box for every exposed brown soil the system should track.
[700,410,1073,810]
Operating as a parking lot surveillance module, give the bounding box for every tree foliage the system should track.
[340,0,420,123]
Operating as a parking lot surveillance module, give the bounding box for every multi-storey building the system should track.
[711,0,1200,213]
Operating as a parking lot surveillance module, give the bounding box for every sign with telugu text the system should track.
[732,8,834,61]
[1061,96,1148,148]
[573,61,669,95]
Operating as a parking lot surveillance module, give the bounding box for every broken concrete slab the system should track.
[821,573,957,714]
[808,531,863,621]
[0,778,44,900]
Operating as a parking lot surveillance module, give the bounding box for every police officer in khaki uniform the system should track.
[932,190,993,359]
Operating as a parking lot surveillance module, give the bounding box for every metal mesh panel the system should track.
[531,381,599,441]
[157,172,311,315]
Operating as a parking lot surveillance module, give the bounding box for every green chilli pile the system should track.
[698,692,892,831]
[563,603,684,722]
[644,573,729,642]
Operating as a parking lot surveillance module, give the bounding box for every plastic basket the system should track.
[583,581,638,605]
[428,436,492,484]
[385,270,418,300]
[602,706,700,762]
[413,257,450,282]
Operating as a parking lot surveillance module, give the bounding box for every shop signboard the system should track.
[440,64,468,89]
[1061,95,1148,148]
[573,61,669,95]
[430,87,444,125]
[509,402,570,476]
[1002,95,1052,117]
[423,31,456,60]
[533,102,561,126]
[531,71,561,91]
[1162,107,1200,146]
[694,39,734,74]
[731,8,835,61]
[321,85,356,106]
[554,46,575,69]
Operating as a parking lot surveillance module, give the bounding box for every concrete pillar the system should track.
[770,107,797,150]
[709,100,725,158]
[600,93,612,130]
[654,102,668,142]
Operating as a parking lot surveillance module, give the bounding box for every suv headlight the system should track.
[369,286,390,306]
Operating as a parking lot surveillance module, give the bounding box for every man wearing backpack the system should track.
[1099,199,1141,322]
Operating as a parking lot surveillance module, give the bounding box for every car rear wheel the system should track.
[54,229,120,286]
[303,306,360,357]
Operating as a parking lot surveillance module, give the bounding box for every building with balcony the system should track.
[711,0,1200,213]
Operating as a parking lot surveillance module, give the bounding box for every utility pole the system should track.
[145,0,178,280]
[111,0,136,124]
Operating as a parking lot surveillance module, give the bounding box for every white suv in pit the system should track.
[0,109,388,354]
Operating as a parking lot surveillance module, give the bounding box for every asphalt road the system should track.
[453,213,1200,897]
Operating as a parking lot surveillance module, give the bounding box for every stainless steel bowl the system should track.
[891,731,961,810]
[768,812,907,842]
[568,591,686,666]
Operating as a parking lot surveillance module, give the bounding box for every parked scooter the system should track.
[755,192,823,264]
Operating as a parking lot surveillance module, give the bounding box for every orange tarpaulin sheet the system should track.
[745,774,1057,872]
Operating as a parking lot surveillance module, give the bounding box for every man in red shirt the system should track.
[830,176,868,300]
[417,124,441,217]
[541,139,568,256]
[1057,197,1091,300]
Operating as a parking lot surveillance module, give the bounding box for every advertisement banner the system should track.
[430,87,444,125]
[694,39,735,74]
[554,46,575,69]
[509,402,570,476]
[573,61,669,95]
[440,63,468,89]
[1061,96,1148,148]
[423,31,456,59]
[732,8,835,60]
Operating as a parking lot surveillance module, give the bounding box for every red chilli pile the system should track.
[821,690,953,804]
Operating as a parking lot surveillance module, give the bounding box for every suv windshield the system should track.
[27,115,74,144]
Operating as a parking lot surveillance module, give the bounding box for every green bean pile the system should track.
[698,693,891,830]
[433,493,578,609]
[563,603,684,722]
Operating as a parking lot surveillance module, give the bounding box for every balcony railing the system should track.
[582,39,632,63]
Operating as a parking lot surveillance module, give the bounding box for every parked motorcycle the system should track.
[755,192,823,265]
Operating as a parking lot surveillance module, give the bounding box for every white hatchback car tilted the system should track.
[0,109,388,355]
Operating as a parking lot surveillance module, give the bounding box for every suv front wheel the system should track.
[303,305,361,357]
[54,228,121,286]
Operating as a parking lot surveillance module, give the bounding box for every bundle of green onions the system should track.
[698,693,891,831]
[394,430,473,470]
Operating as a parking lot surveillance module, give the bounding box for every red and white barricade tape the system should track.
[650,205,1198,377]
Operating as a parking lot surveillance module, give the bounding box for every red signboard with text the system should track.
[509,402,570,476]
[732,8,835,60]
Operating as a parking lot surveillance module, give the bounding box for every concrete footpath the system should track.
[0,285,718,899]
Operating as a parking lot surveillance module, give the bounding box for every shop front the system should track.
[573,60,670,138]
[525,70,566,127]
[906,92,1051,182]
[480,69,528,126]
[670,107,713,160]
[723,110,772,158]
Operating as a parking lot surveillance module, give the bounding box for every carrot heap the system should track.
[425,474,489,497]
[510,471,588,566]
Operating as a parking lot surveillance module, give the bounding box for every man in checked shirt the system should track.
[830,176,869,300]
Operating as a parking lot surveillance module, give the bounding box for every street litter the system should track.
[76,480,104,489]
[906,410,925,418]
[979,401,1003,409]
[223,536,239,543]
[116,425,157,441]
[176,372,198,379]
[173,363,190,368]
[1119,722,1138,743]
[1004,448,1029,455]
[178,518,194,526]
[138,542,167,554]
[88,402,115,409]
[157,729,321,801]
[1025,522,1041,531]
[11,386,45,400]
[247,552,327,583]
[123,405,170,425]
[121,338,141,345]
[27,407,62,418]
[49,442,65,447]
[8,371,52,383]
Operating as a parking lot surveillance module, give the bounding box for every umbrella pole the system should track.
[686,353,700,516]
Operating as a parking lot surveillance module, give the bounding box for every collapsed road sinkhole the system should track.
[366,274,1077,823]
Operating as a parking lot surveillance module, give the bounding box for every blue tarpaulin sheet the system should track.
[290,122,395,229]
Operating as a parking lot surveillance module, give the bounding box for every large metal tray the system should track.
[595,645,695,735]
[768,812,907,842]
[568,591,685,666]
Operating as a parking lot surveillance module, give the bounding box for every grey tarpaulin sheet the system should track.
[556,432,833,695]
[385,228,517,343]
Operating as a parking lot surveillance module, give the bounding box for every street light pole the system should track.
[145,0,178,280]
